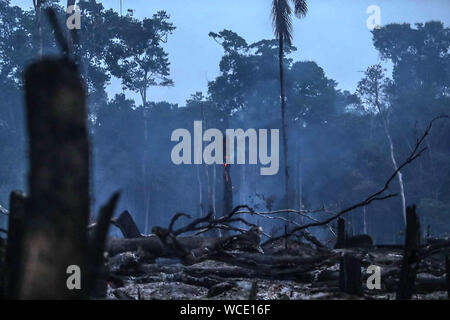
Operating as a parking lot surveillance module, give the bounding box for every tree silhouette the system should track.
[271,0,308,208]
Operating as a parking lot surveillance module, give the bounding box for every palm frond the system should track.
[272,0,293,45]
[292,0,308,18]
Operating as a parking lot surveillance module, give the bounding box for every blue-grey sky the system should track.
[11,0,450,105]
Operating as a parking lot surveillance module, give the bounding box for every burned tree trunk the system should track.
[112,210,142,239]
[88,193,120,299]
[19,58,90,299]
[446,255,450,299]
[335,218,346,249]
[396,205,421,300]
[339,253,362,296]
[4,191,28,299]
[223,135,233,219]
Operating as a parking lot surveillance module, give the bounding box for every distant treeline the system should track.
[0,0,449,243]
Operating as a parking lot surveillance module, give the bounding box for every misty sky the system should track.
[11,0,450,105]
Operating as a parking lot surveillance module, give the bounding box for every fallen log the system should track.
[107,235,218,259]
[208,282,235,298]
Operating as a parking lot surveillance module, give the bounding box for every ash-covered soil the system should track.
[106,239,449,300]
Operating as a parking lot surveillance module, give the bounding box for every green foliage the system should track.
[105,11,175,105]
[0,1,448,242]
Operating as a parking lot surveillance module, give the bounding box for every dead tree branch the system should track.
[263,116,448,245]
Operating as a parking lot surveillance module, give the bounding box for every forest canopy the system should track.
[0,0,449,244]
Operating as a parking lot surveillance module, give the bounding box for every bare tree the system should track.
[357,64,407,224]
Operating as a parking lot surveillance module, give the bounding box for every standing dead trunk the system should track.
[335,218,346,249]
[278,35,290,210]
[339,254,362,296]
[20,58,90,299]
[223,135,233,219]
[143,111,151,234]
[33,0,44,56]
[446,255,450,299]
[397,205,421,300]
[385,127,407,224]
[363,206,367,235]
[4,192,28,299]
[212,164,217,219]
[196,164,204,217]
[139,85,151,235]
[88,193,120,298]
[374,81,406,225]
[200,103,212,213]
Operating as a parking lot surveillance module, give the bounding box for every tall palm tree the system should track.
[271,0,308,208]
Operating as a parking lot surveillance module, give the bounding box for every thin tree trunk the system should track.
[200,104,212,212]
[197,164,204,217]
[363,206,367,234]
[375,84,406,225]
[278,36,290,210]
[33,0,43,56]
[385,126,407,224]
[223,136,233,219]
[212,164,216,218]
[140,88,151,234]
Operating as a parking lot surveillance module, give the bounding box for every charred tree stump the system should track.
[396,205,421,300]
[335,218,347,249]
[339,253,362,296]
[3,191,28,299]
[112,210,142,238]
[88,193,120,299]
[19,58,90,299]
[446,255,450,299]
